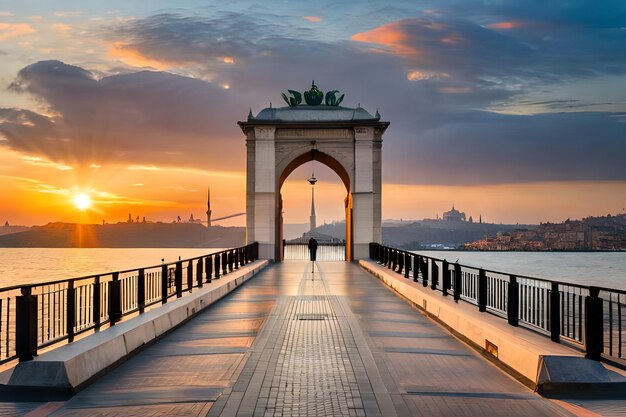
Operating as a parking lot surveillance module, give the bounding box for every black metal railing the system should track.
[369,243,625,366]
[283,240,346,261]
[1,242,259,364]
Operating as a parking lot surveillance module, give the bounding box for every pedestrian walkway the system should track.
[36,261,572,417]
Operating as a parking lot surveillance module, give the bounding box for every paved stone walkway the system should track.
[26,261,576,417]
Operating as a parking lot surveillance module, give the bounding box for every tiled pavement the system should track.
[22,261,577,416]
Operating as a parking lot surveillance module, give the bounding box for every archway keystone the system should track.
[238,96,388,261]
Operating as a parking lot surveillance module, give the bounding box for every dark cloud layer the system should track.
[2,60,245,168]
[2,4,625,185]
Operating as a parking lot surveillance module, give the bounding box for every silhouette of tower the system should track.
[310,187,316,232]
[206,187,212,227]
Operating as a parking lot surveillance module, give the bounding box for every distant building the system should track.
[206,187,212,227]
[443,204,466,222]
[310,187,317,232]
[188,213,203,224]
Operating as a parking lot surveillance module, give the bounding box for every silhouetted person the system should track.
[308,237,318,261]
[308,237,318,274]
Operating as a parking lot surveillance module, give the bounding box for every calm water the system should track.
[0,248,220,288]
[416,251,626,291]
[0,248,625,291]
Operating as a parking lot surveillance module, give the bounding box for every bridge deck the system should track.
[44,262,571,417]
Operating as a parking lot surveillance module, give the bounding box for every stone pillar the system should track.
[352,126,378,259]
[249,127,276,259]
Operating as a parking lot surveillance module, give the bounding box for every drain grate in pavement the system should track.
[296,313,328,321]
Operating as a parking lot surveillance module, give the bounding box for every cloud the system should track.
[2,7,625,187]
[0,23,36,41]
[52,23,71,35]
[2,60,246,170]
[303,16,323,23]
[20,155,73,170]
[486,21,523,30]
[107,12,304,71]
[351,14,626,87]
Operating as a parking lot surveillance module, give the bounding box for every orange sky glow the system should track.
[1,4,624,228]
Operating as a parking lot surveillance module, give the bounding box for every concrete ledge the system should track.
[360,260,626,394]
[6,260,268,392]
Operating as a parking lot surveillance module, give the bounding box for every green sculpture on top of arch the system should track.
[281,81,344,107]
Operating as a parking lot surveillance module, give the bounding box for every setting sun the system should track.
[73,193,92,211]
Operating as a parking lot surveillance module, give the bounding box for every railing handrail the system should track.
[404,248,626,295]
[369,242,625,366]
[0,242,260,365]
[0,246,239,292]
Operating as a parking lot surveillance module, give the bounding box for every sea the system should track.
[415,251,626,291]
[0,248,220,288]
[0,248,624,291]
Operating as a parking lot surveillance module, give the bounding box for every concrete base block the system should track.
[537,356,626,396]
[7,260,268,392]
[7,361,70,389]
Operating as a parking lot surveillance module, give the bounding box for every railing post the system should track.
[196,258,204,288]
[206,256,213,282]
[175,261,183,298]
[215,253,221,279]
[109,272,122,326]
[93,276,101,329]
[397,251,404,275]
[187,261,193,292]
[421,257,429,288]
[254,242,259,259]
[67,280,75,342]
[507,275,519,326]
[161,264,168,304]
[478,269,487,312]
[431,260,438,290]
[549,282,560,342]
[453,263,462,302]
[404,253,410,278]
[584,287,604,360]
[138,269,145,314]
[222,252,228,275]
[16,286,38,362]
[442,260,449,296]
[413,255,419,282]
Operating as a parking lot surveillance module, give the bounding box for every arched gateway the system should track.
[238,84,389,261]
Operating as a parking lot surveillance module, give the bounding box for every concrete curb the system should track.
[360,259,626,395]
[5,260,269,392]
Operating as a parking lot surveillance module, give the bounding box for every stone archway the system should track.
[238,86,389,261]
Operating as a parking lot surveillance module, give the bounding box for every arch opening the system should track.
[277,150,352,261]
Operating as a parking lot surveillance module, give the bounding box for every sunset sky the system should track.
[0,0,625,227]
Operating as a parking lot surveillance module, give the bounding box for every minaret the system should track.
[206,187,212,227]
[309,187,317,232]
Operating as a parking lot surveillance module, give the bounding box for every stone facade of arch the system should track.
[239,111,388,261]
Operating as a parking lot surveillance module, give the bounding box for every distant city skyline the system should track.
[1,1,625,227]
